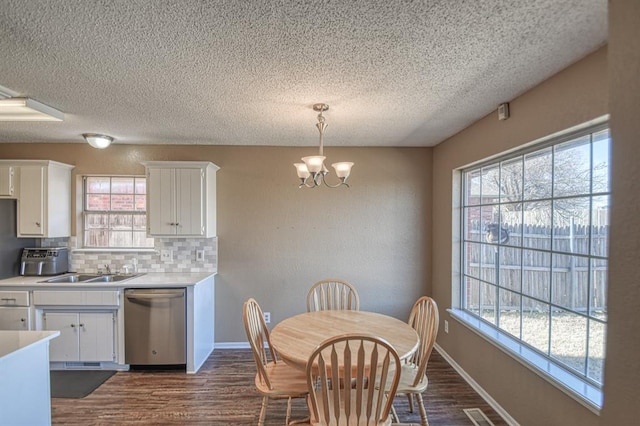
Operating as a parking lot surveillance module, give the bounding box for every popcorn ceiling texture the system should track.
[0,1,606,147]
[40,237,218,274]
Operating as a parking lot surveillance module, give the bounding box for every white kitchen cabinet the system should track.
[0,165,16,198]
[142,161,218,237]
[0,291,31,330]
[35,290,119,363]
[43,311,115,362]
[0,307,30,330]
[16,160,74,238]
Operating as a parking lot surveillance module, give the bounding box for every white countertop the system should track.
[0,330,60,360]
[0,272,216,289]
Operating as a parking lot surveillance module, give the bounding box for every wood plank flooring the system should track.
[51,349,508,425]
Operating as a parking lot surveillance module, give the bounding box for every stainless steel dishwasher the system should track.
[124,288,186,366]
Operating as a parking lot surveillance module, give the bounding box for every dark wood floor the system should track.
[51,349,508,425]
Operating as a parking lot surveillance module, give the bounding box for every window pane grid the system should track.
[460,124,609,388]
[83,176,153,248]
[464,270,606,322]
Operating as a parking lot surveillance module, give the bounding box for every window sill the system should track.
[447,308,602,413]
[72,248,157,254]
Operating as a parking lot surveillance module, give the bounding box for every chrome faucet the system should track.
[104,264,111,274]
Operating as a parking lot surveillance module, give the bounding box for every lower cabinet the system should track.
[0,291,31,330]
[43,311,115,362]
[0,307,30,330]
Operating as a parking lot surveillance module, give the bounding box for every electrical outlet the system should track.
[160,249,173,262]
[444,320,449,334]
[196,250,205,262]
[263,312,271,324]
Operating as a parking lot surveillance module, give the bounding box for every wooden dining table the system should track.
[270,310,419,371]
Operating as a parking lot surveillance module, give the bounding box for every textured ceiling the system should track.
[0,0,607,147]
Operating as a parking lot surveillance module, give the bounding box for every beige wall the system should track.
[0,144,433,342]
[432,46,607,425]
[600,0,640,424]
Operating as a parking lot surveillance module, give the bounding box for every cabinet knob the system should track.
[70,323,75,328]
[79,323,85,327]
[35,222,41,227]
[20,318,25,322]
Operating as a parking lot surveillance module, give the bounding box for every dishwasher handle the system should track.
[125,290,185,301]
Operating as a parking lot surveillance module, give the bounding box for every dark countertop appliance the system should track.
[19,247,69,276]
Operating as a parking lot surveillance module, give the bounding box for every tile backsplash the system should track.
[40,236,218,274]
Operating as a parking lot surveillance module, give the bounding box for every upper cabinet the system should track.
[0,160,74,238]
[0,165,16,198]
[142,161,219,237]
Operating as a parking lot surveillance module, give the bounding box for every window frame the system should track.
[82,175,153,249]
[454,121,609,411]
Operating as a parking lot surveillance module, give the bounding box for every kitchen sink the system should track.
[41,274,100,283]
[85,274,144,282]
[41,273,145,284]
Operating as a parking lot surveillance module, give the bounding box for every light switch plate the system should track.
[196,250,205,262]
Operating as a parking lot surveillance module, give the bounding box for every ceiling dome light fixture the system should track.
[83,133,114,149]
[294,103,354,188]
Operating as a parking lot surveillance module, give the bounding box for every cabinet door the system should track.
[18,165,45,236]
[43,312,80,362]
[147,168,177,235]
[0,166,15,198]
[175,168,204,236]
[0,308,30,330]
[79,312,115,362]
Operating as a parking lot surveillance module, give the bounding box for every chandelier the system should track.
[294,103,354,188]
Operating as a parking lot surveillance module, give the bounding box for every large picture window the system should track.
[461,124,610,387]
[83,176,154,248]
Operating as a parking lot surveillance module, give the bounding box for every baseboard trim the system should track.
[215,342,250,349]
[435,343,519,426]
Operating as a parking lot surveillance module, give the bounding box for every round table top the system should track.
[270,310,419,371]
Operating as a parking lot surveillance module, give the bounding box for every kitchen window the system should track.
[457,122,609,407]
[83,176,154,248]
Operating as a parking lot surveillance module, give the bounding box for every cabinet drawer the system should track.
[33,290,120,307]
[0,291,30,306]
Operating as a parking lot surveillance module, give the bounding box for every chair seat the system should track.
[254,361,308,397]
[394,363,429,394]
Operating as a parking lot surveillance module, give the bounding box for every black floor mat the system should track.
[50,370,116,398]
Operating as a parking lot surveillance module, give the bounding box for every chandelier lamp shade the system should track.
[83,133,114,149]
[294,103,354,188]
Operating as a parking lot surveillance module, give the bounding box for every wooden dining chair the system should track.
[243,298,308,425]
[305,333,401,426]
[306,279,360,312]
[389,296,439,426]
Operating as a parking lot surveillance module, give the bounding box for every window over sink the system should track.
[83,176,154,248]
